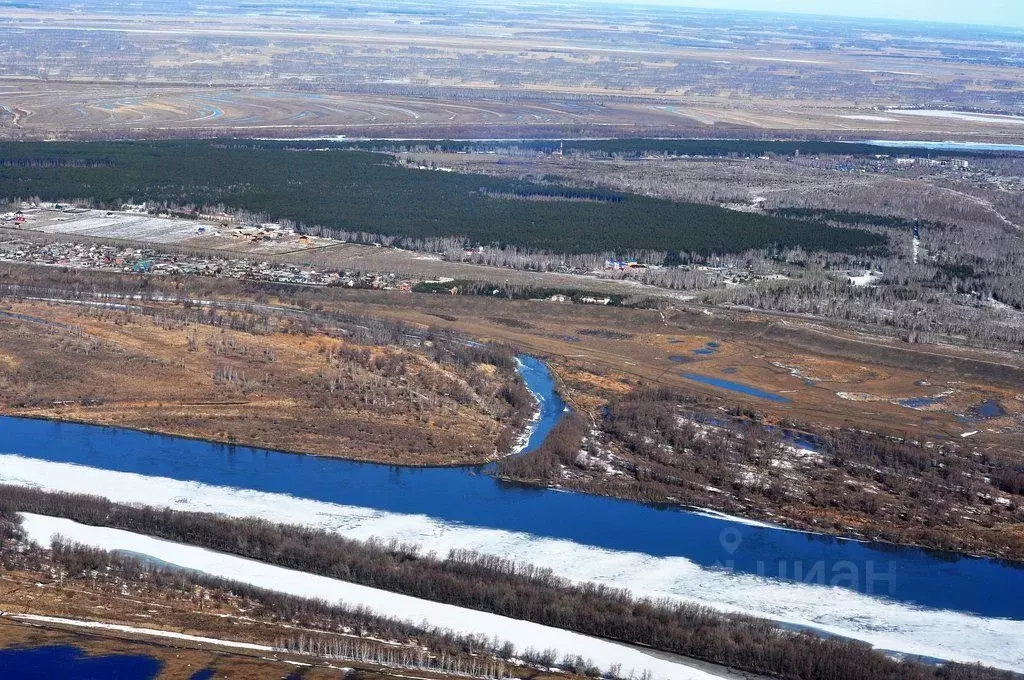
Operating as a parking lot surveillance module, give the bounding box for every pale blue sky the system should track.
[614,0,1022,28]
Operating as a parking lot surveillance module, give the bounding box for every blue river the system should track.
[0,646,161,679]
[1,356,1022,620]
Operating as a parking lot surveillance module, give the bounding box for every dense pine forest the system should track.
[0,140,884,255]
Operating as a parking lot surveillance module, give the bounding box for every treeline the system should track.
[0,140,884,256]
[302,138,1020,160]
[477,186,624,203]
[0,485,1013,680]
[731,171,1024,349]
[0,158,113,168]
[708,268,1024,348]
[500,388,1024,558]
[2,537,523,679]
[412,279,632,305]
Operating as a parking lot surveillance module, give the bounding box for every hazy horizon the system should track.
[16,0,1024,29]
[601,0,1023,29]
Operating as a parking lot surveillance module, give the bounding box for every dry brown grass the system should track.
[308,291,1024,457]
[0,299,522,465]
[4,263,1024,462]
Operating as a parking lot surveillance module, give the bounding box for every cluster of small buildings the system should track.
[835,155,976,176]
[603,259,649,271]
[0,239,394,289]
[0,210,27,224]
[227,222,301,244]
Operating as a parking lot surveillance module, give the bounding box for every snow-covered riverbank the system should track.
[18,513,720,680]
[3,455,1022,672]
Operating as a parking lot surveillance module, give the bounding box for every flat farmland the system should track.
[5,81,1024,141]
[2,2,1023,141]
[0,83,677,139]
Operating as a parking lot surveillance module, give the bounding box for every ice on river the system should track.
[2,454,1022,672]
[18,513,720,680]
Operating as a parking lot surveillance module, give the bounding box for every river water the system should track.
[1,355,1021,624]
[0,646,162,678]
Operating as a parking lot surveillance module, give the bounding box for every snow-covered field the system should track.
[889,109,1024,125]
[35,212,202,243]
[838,115,899,122]
[2,455,1023,671]
[18,513,719,680]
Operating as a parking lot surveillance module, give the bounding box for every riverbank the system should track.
[1,450,1022,671]
[13,513,733,680]
[5,489,1018,680]
[0,296,534,466]
[497,402,1024,562]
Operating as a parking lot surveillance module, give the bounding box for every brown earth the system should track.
[2,265,1024,556]
[4,265,1024,463]
[0,296,529,466]
[325,291,1024,454]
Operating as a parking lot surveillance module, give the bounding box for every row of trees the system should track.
[0,485,1014,680]
[322,139,1014,161]
[3,535,523,679]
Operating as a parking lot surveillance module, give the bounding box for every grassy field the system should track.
[2,3,1024,142]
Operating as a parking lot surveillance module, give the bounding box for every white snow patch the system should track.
[838,115,899,122]
[890,109,1024,125]
[983,297,1016,313]
[18,513,719,680]
[848,270,882,287]
[9,613,279,652]
[2,456,1023,672]
[779,443,821,460]
[749,56,828,64]
[685,507,784,531]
